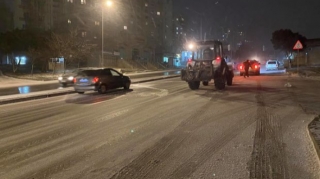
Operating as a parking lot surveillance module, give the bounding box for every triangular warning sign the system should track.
[293,40,303,50]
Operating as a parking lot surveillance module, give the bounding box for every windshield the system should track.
[268,61,277,64]
[78,70,101,76]
[192,43,222,60]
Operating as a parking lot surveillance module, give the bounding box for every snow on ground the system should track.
[0,75,56,89]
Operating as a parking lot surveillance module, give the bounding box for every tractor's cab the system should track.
[186,41,223,70]
[181,40,234,90]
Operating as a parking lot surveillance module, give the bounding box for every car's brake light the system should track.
[239,65,243,70]
[73,78,76,83]
[92,77,99,83]
[255,65,258,69]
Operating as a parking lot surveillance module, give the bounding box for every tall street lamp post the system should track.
[101,0,113,67]
[186,7,205,41]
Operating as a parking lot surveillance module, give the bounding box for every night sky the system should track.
[174,0,320,49]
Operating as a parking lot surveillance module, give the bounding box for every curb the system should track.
[131,75,179,84]
[308,116,320,160]
[0,75,180,105]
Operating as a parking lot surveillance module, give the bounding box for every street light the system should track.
[101,0,113,67]
[188,43,195,50]
[106,0,113,6]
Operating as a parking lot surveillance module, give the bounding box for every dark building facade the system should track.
[4,0,175,69]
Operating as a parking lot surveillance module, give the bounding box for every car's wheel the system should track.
[226,75,233,86]
[124,82,130,90]
[98,84,107,94]
[202,81,209,86]
[214,77,225,90]
[77,92,84,94]
[188,81,200,90]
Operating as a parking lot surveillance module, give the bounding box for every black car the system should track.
[73,68,131,94]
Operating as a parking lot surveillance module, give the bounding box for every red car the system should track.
[238,60,261,76]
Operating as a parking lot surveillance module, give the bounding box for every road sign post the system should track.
[293,40,303,74]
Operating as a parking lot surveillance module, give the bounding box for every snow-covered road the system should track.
[0,75,319,179]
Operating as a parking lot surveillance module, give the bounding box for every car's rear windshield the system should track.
[268,61,277,64]
[78,70,101,76]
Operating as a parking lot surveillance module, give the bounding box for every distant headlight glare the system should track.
[68,76,74,80]
[58,77,63,80]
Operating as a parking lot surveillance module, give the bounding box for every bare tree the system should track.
[47,29,93,73]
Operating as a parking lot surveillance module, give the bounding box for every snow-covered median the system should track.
[0,75,57,89]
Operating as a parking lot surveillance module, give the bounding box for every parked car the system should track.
[73,68,131,94]
[238,60,261,75]
[58,69,84,87]
[266,60,279,71]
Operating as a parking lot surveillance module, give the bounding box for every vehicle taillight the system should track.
[187,59,192,63]
[73,78,76,83]
[239,65,243,70]
[92,77,99,83]
[255,65,258,69]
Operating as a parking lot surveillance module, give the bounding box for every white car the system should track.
[266,60,279,71]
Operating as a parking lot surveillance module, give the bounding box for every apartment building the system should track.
[6,0,175,67]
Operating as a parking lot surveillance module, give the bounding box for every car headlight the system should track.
[58,77,63,80]
[68,76,74,81]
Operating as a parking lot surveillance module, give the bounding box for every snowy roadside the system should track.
[0,75,57,89]
[309,116,320,161]
[0,69,180,89]
[0,74,180,105]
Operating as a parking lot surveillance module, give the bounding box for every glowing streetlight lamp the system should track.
[106,0,113,7]
[188,43,194,50]
[101,0,113,67]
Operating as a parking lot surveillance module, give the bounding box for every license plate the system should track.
[79,78,88,83]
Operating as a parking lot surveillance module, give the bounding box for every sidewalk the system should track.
[288,73,320,162]
[0,69,179,89]
[309,116,320,160]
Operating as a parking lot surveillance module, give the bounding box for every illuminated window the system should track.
[145,3,148,7]
[15,56,27,65]
[163,57,168,63]
[81,0,86,4]
[95,21,100,25]
[82,31,87,37]
[145,22,148,25]
[124,26,127,30]
[67,0,73,3]
[68,19,71,24]
[157,12,160,15]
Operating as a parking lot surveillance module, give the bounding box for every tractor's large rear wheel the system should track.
[188,81,200,90]
[214,78,226,90]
